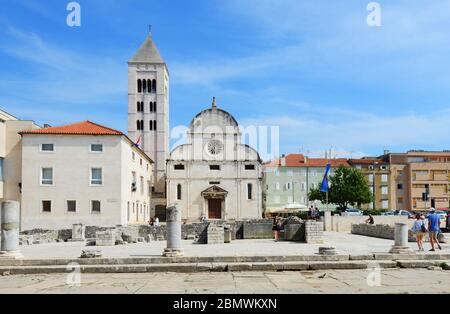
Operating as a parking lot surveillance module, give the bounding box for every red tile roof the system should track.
[264,154,350,168]
[19,121,123,136]
[348,158,384,165]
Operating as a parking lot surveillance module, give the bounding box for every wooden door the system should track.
[208,199,222,219]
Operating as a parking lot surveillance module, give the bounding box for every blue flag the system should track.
[320,164,331,193]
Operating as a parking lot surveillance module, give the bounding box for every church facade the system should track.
[166,98,263,222]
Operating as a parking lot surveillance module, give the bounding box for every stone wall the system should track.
[18,219,275,244]
[326,215,411,233]
[351,223,417,242]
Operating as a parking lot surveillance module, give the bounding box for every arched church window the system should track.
[154,102,157,113]
[177,184,182,200]
[149,120,153,131]
[142,80,147,93]
[152,79,157,93]
[136,120,140,130]
[153,120,157,131]
[137,79,142,93]
[148,80,152,93]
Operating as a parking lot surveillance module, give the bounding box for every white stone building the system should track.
[167,99,263,222]
[19,121,153,230]
[127,33,169,218]
[0,109,40,203]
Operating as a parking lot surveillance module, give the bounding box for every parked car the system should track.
[394,210,415,219]
[382,211,395,216]
[342,208,364,216]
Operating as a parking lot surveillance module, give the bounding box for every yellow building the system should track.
[386,151,450,212]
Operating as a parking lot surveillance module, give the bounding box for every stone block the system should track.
[242,222,273,239]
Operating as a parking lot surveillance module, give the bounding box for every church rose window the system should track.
[207,140,223,155]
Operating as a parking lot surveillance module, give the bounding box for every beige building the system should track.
[348,158,391,210]
[19,121,153,230]
[128,33,169,217]
[386,151,450,212]
[167,99,263,222]
[0,109,40,202]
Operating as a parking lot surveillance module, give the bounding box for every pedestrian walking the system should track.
[427,208,442,251]
[154,216,160,227]
[411,214,426,251]
[272,216,280,241]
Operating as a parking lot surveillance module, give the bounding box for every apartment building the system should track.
[263,154,349,214]
[348,158,391,210]
[19,121,153,230]
[0,109,40,202]
[385,151,450,212]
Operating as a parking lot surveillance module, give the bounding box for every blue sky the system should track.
[1,0,450,159]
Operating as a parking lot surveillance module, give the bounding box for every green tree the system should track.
[308,166,373,211]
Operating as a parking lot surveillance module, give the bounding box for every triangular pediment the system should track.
[201,185,228,195]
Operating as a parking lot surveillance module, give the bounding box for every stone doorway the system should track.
[208,198,222,219]
[201,185,228,220]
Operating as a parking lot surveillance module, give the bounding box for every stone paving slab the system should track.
[1,269,449,294]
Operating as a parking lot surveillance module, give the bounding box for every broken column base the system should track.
[162,248,184,257]
[0,251,23,259]
[389,246,414,254]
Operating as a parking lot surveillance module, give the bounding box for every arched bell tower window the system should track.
[152,79,157,93]
[137,79,142,93]
[142,79,147,93]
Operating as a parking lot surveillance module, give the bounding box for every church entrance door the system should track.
[208,199,222,219]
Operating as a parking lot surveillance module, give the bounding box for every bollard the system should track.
[163,204,184,257]
[389,223,413,254]
[0,201,23,259]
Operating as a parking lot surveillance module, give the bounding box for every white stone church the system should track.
[128,34,263,221]
[166,98,263,222]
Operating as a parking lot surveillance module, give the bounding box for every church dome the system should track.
[189,98,240,135]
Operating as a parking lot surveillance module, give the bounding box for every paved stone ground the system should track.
[17,232,450,259]
[0,269,449,294]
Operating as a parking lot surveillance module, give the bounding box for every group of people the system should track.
[308,205,320,220]
[411,209,443,252]
[149,216,160,227]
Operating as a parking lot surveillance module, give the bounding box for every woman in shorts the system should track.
[411,213,426,251]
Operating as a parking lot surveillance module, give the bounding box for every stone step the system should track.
[0,260,404,275]
[1,253,450,267]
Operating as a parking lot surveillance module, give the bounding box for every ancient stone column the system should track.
[0,201,23,258]
[163,204,184,257]
[389,223,413,254]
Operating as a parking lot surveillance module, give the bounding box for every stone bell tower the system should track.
[128,31,169,213]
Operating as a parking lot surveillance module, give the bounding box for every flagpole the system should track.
[326,149,329,213]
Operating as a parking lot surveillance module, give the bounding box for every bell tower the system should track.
[128,31,169,211]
